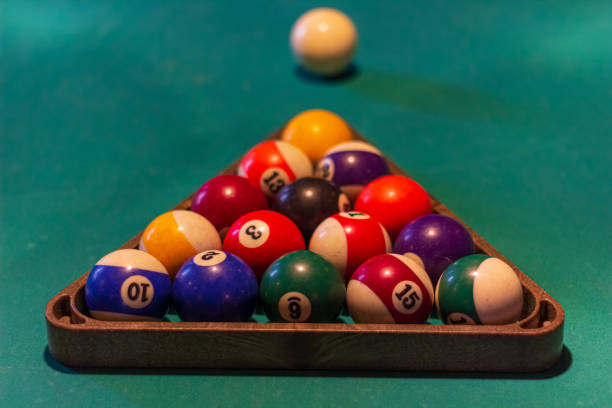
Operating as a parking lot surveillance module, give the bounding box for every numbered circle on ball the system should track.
[238,220,270,248]
[340,211,370,220]
[194,250,227,266]
[447,312,476,325]
[260,167,290,195]
[120,275,155,309]
[278,291,312,322]
[316,158,334,181]
[391,280,423,315]
[338,193,351,212]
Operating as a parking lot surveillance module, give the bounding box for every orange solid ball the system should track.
[354,175,433,240]
[281,109,352,162]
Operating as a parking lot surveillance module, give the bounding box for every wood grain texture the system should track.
[45,128,565,372]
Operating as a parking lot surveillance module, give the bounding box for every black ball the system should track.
[272,177,351,242]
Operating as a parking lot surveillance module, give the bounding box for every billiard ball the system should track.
[172,250,258,322]
[272,177,351,241]
[139,210,221,279]
[309,211,392,282]
[238,140,312,197]
[315,141,390,201]
[191,175,268,236]
[281,109,352,162]
[260,250,346,322]
[354,175,432,239]
[85,249,171,321]
[223,210,305,280]
[290,7,357,77]
[435,254,524,325]
[347,253,434,324]
[393,214,475,286]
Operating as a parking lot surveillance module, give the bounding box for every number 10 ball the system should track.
[85,249,171,321]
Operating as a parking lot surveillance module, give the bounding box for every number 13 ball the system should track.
[435,254,524,325]
[347,253,434,324]
[238,140,312,197]
[85,249,171,321]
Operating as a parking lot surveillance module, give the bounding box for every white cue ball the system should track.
[290,8,357,76]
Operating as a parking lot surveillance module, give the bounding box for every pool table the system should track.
[1,1,610,407]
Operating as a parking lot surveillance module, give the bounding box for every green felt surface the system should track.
[1,0,611,406]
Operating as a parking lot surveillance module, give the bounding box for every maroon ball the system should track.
[191,175,268,234]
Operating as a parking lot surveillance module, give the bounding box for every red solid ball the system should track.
[223,210,305,280]
[191,175,268,235]
[354,175,432,239]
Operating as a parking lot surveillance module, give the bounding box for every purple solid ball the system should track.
[393,214,475,285]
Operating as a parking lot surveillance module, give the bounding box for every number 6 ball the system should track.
[347,253,434,324]
[260,250,346,323]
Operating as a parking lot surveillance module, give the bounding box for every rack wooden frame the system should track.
[45,128,564,372]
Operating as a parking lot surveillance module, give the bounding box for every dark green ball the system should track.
[260,250,346,322]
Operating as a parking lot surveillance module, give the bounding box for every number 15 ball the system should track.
[347,253,434,324]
